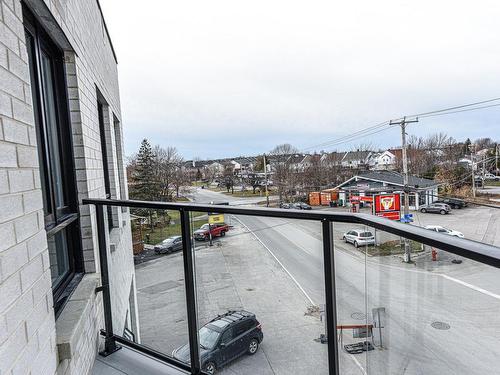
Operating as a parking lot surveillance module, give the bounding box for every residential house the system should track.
[341,150,372,169]
[368,150,397,170]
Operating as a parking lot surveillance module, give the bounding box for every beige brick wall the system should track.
[0,0,135,374]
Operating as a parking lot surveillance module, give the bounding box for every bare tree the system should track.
[301,154,325,193]
[269,143,298,202]
[152,145,184,201]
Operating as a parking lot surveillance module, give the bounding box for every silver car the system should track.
[343,230,375,248]
[419,203,451,215]
[154,235,183,254]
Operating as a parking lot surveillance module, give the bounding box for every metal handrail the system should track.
[83,197,500,375]
[83,198,500,268]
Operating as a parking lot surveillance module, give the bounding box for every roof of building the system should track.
[336,170,438,190]
[342,150,372,162]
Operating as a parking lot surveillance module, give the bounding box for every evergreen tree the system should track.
[130,139,159,229]
[130,139,158,201]
[463,138,471,155]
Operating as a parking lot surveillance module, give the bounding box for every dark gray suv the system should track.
[173,310,263,374]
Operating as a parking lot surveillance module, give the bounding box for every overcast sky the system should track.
[100,0,500,160]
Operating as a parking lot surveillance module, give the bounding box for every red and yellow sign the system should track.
[373,194,401,220]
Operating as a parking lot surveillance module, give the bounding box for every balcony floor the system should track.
[92,346,188,375]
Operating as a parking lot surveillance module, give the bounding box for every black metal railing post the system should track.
[96,204,121,356]
[180,209,201,374]
[322,219,339,375]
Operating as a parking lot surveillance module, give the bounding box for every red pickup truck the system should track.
[193,223,229,241]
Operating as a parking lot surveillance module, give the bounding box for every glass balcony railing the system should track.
[84,198,500,375]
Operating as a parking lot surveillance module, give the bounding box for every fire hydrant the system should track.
[431,248,438,261]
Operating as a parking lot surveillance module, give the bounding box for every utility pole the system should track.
[263,153,270,207]
[494,143,499,173]
[469,144,476,198]
[390,116,419,263]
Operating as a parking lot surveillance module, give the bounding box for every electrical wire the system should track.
[406,97,500,118]
[418,103,500,119]
[302,120,390,151]
[300,96,500,153]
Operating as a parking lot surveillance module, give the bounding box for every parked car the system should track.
[342,230,375,248]
[419,203,451,215]
[434,197,467,209]
[483,173,500,181]
[173,310,263,374]
[424,225,464,238]
[279,202,291,209]
[292,202,312,210]
[154,235,183,254]
[194,223,229,241]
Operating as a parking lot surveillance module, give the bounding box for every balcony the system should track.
[84,197,500,375]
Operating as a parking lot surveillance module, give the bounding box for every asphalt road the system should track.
[190,188,500,375]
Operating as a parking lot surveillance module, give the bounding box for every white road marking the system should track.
[235,215,369,374]
[351,355,368,375]
[441,274,500,300]
[233,215,316,306]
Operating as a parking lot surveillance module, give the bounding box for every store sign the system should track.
[373,194,401,220]
[208,214,225,224]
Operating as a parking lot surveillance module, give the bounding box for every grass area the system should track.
[192,181,206,187]
[222,190,276,198]
[364,240,424,257]
[134,210,206,245]
[485,181,500,187]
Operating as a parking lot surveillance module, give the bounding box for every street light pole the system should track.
[390,116,418,263]
[469,144,476,198]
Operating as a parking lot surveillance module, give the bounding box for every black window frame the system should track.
[97,99,114,230]
[23,6,83,316]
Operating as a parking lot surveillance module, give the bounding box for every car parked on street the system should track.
[279,202,291,209]
[342,230,375,248]
[172,310,263,374]
[292,202,312,210]
[434,197,467,209]
[483,173,500,181]
[194,223,229,241]
[154,235,183,254]
[424,225,464,238]
[419,203,451,215]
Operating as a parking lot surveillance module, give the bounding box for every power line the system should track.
[406,97,500,118]
[418,103,500,119]
[302,120,390,151]
[301,96,500,153]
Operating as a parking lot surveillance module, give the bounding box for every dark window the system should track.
[97,100,113,229]
[24,7,82,315]
[220,328,233,344]
[234,321,252,337]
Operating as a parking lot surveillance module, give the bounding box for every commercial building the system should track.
[0,1,137,374]
[335,170,439,210]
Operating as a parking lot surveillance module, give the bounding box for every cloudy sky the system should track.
[100,0,500,160]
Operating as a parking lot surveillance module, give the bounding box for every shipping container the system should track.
[320,192,331,206]
[308,192,321,206]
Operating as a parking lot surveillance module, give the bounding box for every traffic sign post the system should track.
[372,307,386,348]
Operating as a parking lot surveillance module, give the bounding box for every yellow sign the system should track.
[208,214,225,224]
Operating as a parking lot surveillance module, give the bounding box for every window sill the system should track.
[55,273,100,360]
